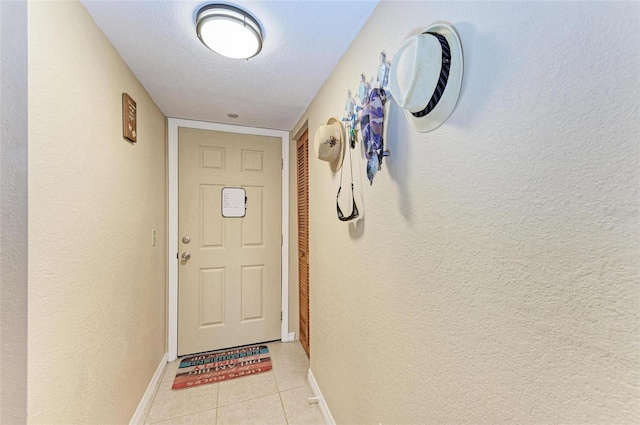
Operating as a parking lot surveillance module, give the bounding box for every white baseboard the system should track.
[288,332,296,342]
[130,353,168,425]
[307,368,336,425]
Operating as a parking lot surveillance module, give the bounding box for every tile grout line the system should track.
[270,349,308,361]
[216,375,220,425]
[276,383,310,394]
[146,407,217,425]
[267,344,306,359]
[217,387,279,409]
[273,361,292,425]
[278,383,310,395]
[146,382,221,423]
[278,388,290,425]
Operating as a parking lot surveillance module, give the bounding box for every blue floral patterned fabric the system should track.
[360,88,388,185]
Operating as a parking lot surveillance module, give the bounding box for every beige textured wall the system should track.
[0,0,28,423]
[28,2,167,423]
[291,1,639,423]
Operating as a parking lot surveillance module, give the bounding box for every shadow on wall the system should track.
[350,138,367,239]
[385,99,413,222]
[334,128,367,239]
[445,22,501,130]
[385,21,500,221]
[349,216,365,239]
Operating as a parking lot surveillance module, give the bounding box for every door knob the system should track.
[181,252,191,261]
[182,236,191,244]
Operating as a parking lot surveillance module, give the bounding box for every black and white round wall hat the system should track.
[389,22,464,133]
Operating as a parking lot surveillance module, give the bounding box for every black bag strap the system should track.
[336,141,359,221]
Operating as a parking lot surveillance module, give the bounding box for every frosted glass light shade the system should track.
[196,4,263,59]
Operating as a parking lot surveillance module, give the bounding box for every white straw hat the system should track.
[313,118,345,172]
[389,22,463,132]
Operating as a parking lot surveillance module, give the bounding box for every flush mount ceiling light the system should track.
[196,4,263,59]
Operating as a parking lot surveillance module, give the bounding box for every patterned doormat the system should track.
[172,344,272,390]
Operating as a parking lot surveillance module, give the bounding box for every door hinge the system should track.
[281,234,283,246]
[282,158,284,170]
[281,311,283,321]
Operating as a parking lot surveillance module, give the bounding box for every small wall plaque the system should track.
[122,93,137,143]
[221,187,246,218]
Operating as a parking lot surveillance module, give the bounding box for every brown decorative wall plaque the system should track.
[122,93,137,143]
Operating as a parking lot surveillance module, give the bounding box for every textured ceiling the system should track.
[81,1,379,130]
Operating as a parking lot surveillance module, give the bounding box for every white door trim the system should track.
[167,118,290,361]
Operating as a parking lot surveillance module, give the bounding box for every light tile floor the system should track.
[143,341,325,425]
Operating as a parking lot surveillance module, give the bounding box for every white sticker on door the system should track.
[221,187,246,218]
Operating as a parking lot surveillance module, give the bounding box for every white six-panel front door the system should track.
[178,127,282,356]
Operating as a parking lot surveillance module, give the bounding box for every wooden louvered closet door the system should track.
[297,130,310,357]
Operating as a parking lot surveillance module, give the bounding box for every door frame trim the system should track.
[167,118,290,361]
